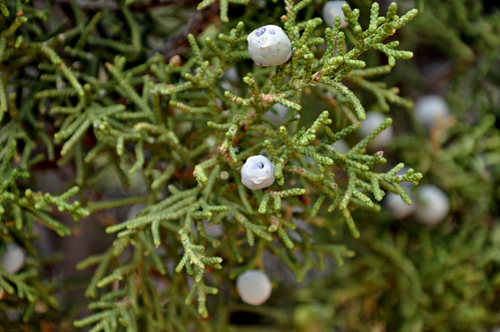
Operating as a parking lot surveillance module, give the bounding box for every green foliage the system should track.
[322,218,500,331]
[291,0,500,331]
[1,122,88,324]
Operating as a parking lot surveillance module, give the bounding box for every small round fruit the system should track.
[385,172,416,219]
[358,112,393,150]
[264,103,289,124]
[247,25,292,67]
[332,139,349,154]
[204,219,224,238]
[1,243,25,274]
[414,95,450,130]
[415,184,450,226]
[385,192,416,219]
[323,1,349,28]
[241,155,275,190]
[236,270,272,305]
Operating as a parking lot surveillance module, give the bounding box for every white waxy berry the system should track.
[414,95,450,130]
[414,184,450,226]
[264,103,289,124]
[322,1,349,28]
[385,169,416,220]
[332,139,349,154]
[247,25,292,67]
[1,243,25,274]
[241,155,275,190]
[204,219,224,238]
[236,270,272,305]
[385,189,416,220]
[358,112,393,150]
[386,192,416,219]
